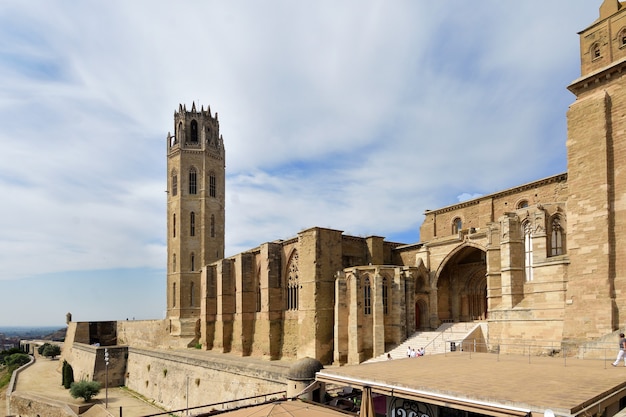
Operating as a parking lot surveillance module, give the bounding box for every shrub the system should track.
[70,380,101,402]
[62,360,74,389]
[5,353,30,368]
[42,344,61,359]
[0,347,23,365]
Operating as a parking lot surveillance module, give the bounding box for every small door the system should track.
[415,303,421,329]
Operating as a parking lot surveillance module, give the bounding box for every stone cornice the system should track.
[568,57,626,95]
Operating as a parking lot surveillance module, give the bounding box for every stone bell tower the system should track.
[165,103,225,338]
[564,0,626,342]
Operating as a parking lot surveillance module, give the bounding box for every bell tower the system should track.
[165,102,225,338]
[564,0,626,342]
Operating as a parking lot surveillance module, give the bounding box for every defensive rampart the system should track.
[125,347,290,411]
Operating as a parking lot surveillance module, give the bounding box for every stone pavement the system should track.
[7,352,165,417]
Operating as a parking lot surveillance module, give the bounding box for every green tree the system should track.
[4,353,30,367]
[37,343,51,355]
[70,380,101,402]
[42,344,61,359]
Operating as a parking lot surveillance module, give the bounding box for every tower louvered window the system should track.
[190,120,198,143]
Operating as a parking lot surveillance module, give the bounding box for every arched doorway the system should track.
[415,303,420,329]
[436,245,487,323]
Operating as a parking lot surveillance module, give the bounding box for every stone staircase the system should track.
[366,322,483,363]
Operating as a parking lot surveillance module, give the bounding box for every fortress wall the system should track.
[116,319,170,348]
[68,343,97,381]
[125,348,288,412]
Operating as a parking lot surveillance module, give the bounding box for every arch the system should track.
[286,249,299,311]
[522,219,534,281]
[433,242,487,324]
[171,170,178,196]
[549,214,566,256]
[415,298,428,329]
[190,120,198,143]
[452,217,462,234]
[363,275,372,315]
[256,264,262,313]
[209,171,217,198]
[188,167,197,194]
[591,42,601,59]
[619,27,626,47]
[176,121,183,144]
[516,199,529,209]
[433,241,486,287]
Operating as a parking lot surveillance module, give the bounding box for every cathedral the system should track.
[163,0,626,366]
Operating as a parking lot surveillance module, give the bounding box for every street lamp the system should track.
[104,348,109,408]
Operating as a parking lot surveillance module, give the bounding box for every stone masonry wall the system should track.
[125,348,288,412]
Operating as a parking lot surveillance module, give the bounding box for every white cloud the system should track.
[0,0,602,320]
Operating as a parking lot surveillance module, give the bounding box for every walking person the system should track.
[613,333,626,367]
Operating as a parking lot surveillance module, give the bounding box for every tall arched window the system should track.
[550,216,564,256]
[190,120,198,143]
[523,221,533,282]
[189,167,197,194]
[190,212,195,237]
[287,251,299,311]
[592,42,601,59]
[620,28,626,47]
[382,276,389,315]
[363,276,372,315]
[172,282,177,307]
[190,253,195,271]
[173,214,176,238]
[452,218,462,234]
[209,174,216,198]
[172,253,176,272]
[171,171,178,196]
[210,215,215,238]
[256,265,262,313]
[190,282,195,307]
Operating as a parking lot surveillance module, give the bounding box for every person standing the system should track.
[612,333,626,367]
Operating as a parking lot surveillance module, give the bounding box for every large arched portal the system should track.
[436,245,487,323]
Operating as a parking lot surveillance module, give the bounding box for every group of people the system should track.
[406,346,425,358]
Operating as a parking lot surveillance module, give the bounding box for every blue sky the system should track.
[0,1,601,326]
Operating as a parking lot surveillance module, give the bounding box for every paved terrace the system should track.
[317,351,626,417]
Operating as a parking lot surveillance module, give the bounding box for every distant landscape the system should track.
[0,326,66,339]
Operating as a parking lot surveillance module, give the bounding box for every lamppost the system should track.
[104,348,109,408]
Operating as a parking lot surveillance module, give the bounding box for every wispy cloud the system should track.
[0,0,600,323]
